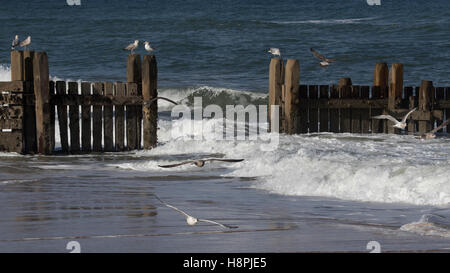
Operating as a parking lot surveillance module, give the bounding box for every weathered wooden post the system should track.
[338,78,352,88]
[269,58,284,132]
[33,52,52,154]
[339,78,352,132]
[10,51,24,81]
[23,51,37,153]
[142,55,157,149]
[418,80,433,134]
[372,62,388,134]
[283,59,299,134]
[126,54,141,150]
[388,63,403,134]
[373,62,388,89]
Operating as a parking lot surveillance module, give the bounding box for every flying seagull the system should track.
[154,194,238,229]
[158,158,244,168]
[11,35,19,50]
[310,48,335,67]
[19,36,31,50]
[372,107,417,130]
[124,40,139,54]
[144,97,178,106]
[144,41,155,53]
[420,118,450,139]
[267,48,281,57]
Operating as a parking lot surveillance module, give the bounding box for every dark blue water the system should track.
[0,0,449,92]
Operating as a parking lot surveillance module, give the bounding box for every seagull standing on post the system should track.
[267,48,281,57]
[372,107,417,130]
[144,41,155,53]
[19,36,31,50]
[11,35,19,50]
[124,40,139,54]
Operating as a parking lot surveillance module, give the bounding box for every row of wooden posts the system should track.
[0,50,158,154]
[269,58,449,135]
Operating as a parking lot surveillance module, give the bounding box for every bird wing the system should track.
[371,115,400,124]
[158,161,195,168]
[145,97,178,106]
[428,118,450,134]
[310,48,335,62]
[198,219,238,229]
[124,43,135,50]
[19,38,29,47]
[401,107,417,123]
[154,195,192,218]
[206,158,244,163]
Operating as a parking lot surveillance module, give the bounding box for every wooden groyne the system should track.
[0,51,158,154]
[269,58,450,135]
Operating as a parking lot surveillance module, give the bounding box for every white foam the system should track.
[113,118,450,206]
[0,64,11,81]
[270,17,376,25]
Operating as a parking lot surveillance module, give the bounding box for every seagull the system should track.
[158,158,244,168]
[124,40,139,54]
[19,36,31,50]
[144,97,178,106]
[310,48,335,67]
[144,41,155,53]
[153,194,238,229]
[372,107,417,130]
[11,35,19,50]
[420,118,450,139]
[267,48,281,57]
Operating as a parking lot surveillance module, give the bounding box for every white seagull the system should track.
[310,48,335,67]
[19,36,31,50]
[372,107,417,130]
[11,35,19,50]
[144,41,155,53]
[267,48,281,57]
[154,195,238,229]
[158,158,244,168]
[420,118,450,139]
[124,40,139,54]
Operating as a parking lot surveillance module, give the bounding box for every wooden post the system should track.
[33,52,52,155]
[115,82,125,151]
[103,82,114,152]
[373,62,388,89]
[11,51,24,81]
[418,80,433,134]
[319,85,329,132]
[329,85,340,133]
[126,54,141,150]
[360,86,370,133]
[56,81,69,153]
[299,85,308,133]
[269,58,284,132]
[142,55,158,149]
[308,85,318,133]
[388,63,403,134]
[339,78,352,132]
[92,82,103,152]
[284,59,299,134]
[81,82,91,152]
[405,86,416,134]
[351,86,361,133]
[338,78,352,88]
[21,51,37,153]
[68,82,80,152]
